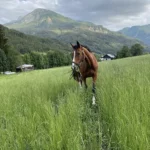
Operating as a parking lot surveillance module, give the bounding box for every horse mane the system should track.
[81,45,92,52]
[73,44,92,52]
[82,46,97,70]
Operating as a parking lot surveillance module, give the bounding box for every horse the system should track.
[70,41,98,105]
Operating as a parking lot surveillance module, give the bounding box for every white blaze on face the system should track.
[72,51,76,69]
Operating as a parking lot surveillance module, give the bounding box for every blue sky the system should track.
[0,0,150,31]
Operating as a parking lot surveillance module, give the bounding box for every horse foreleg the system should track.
[92,75,97,105]
[92,82,96,94]
[78,74,82,88]
[92,83,96,105]
[78,81,82,88]
[83,78,88,89]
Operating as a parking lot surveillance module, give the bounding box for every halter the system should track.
[72,60,83,68]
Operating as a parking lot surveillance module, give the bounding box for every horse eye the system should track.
[76,52,80,56]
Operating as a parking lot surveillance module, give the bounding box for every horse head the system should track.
[70,41,85,72]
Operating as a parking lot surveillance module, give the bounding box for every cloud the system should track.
[0,0,57,23]
[0,0,150,30]
[56,0,150,30]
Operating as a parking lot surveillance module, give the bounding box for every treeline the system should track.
[22,51,71,69]
[116,43,144,58]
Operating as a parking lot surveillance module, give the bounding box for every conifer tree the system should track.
[0,48,7,73]
[0,25,9,55]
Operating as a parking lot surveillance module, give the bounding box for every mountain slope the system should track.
[5,8,145,54]
[1,24,70,53]
[119,24,150,46]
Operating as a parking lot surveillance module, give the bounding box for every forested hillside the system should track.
[0,25,71,72]
[2,25,70,54]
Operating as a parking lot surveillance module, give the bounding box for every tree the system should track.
[46,51,71,68]
[0,49,7,73]
[0,25,9,55]
[47,51,54,68]
[22,53,31,64]
[7,48,23,71]
[29,52,48,69]
[116,46,131,58]
[0,25,8,72]
[0,25,23,71]
[130,44,144,56]
[29,52,39,69]
[43,54,49,69]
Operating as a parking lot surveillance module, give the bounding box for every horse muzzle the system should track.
[72,62,79,71]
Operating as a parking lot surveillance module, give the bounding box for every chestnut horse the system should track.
[71,41,98,104]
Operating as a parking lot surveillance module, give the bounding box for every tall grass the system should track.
[0,67,101,150]
[98,55,150,149]
[0,55,150,149]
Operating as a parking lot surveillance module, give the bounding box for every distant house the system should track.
[16,64,34,72]
[100,54,115,61]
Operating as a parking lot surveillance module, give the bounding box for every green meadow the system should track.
[0,55,150,150]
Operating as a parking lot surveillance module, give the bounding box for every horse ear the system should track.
[70,43,74,49]
[77,41,81,48]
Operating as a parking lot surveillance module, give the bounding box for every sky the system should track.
[0,0,150,31]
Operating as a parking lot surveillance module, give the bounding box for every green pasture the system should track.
[0,55,150,150]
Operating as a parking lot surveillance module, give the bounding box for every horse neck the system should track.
[82,47,93,67]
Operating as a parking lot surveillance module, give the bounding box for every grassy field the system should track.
[0,55,150,150]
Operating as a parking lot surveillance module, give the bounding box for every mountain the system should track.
[5,8,145,54]
[1,24,70,54]
[119,24,150,46]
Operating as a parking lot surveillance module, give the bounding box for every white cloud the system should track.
[0,0,57,23]
[55,0,150,30]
